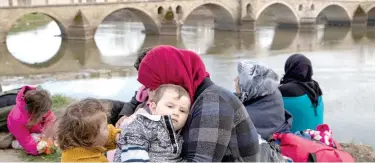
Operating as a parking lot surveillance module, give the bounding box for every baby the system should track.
[114,84,191,162]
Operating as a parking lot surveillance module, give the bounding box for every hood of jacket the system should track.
[237,61,279,102]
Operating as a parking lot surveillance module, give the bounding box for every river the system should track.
[0,15,374,147]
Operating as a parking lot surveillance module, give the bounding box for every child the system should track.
[57,98,121,162]
[7,86,56,155]
[114,84,191,162]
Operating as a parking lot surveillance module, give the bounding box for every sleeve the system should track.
[40,111,57,141]
[102,99,126,125]
[8,120,39,155]
[118,91,141,118]
[118,118,151,162]
[42,111,56,131]
[104,124,121,150]
[180,95,233,162]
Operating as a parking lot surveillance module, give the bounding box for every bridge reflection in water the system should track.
[0,21,374,78]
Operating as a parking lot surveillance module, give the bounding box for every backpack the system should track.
[0,88,20,132]
[0,86,45,132]
[273,133,355,162]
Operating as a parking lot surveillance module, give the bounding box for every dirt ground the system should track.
[0,149,25,162]
[0,149,61,162]
[340,143,375,162]
[0,143,374,162]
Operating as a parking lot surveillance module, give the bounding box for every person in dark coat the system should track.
[234,60,292,140]
[278,54,324,132]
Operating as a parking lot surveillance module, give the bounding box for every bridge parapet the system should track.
[0,0,373,43]
[0,0,166,8]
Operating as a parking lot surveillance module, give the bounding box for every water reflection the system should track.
[270,28,298,51]
[352,27,367,42]
[141,35,184,50]
[65,40,101,68]
[320,27,350,44]
[6,21,62,64]
[181,25,214,55]
[3,23,374,77]
[95,22,146,67]
[256,27,275,50]
[366,28,375,40]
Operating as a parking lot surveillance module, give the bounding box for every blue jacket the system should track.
[279,82,324,132]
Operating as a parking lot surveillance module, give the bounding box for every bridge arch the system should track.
[180,2,237,31]
[352,5,368,27]
[97,6,160,34]
[365,4,375,14]
[255,1,300,27]
[315,4,352,26]
[5,11,66,39]
[366,6,375,26]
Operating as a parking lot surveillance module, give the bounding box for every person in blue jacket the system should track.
[278,54,324,132]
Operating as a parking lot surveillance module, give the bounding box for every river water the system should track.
[0,18,374,146]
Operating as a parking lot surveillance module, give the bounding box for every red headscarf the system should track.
[137,45,210,102]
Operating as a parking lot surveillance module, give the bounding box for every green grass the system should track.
[51,94,72,112]
[21,149,61,162]
[9,13,52,33]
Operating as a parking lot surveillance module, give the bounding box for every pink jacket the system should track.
[7,86,56,155]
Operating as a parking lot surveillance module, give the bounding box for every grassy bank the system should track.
[2,95,375,162]
[51,94,72,111]
[9,13,52,33]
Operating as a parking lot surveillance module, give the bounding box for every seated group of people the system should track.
[0,45,324,162]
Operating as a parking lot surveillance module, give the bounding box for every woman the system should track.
[135,45,259,162]
[235,61,292,140]
[279,54,324,132]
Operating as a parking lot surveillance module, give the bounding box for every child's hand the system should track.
[116,116,128,128]
[37,138,56,155]
[37,141,48,154]
[115,133,120,141]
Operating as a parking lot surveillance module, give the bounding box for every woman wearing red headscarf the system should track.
[135,45,259,162]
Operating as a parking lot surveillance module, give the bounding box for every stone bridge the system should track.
[0,0,374,43]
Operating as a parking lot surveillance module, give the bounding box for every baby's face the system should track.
[150,89,190,131]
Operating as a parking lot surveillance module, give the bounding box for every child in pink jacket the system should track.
[7,86,55,155]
